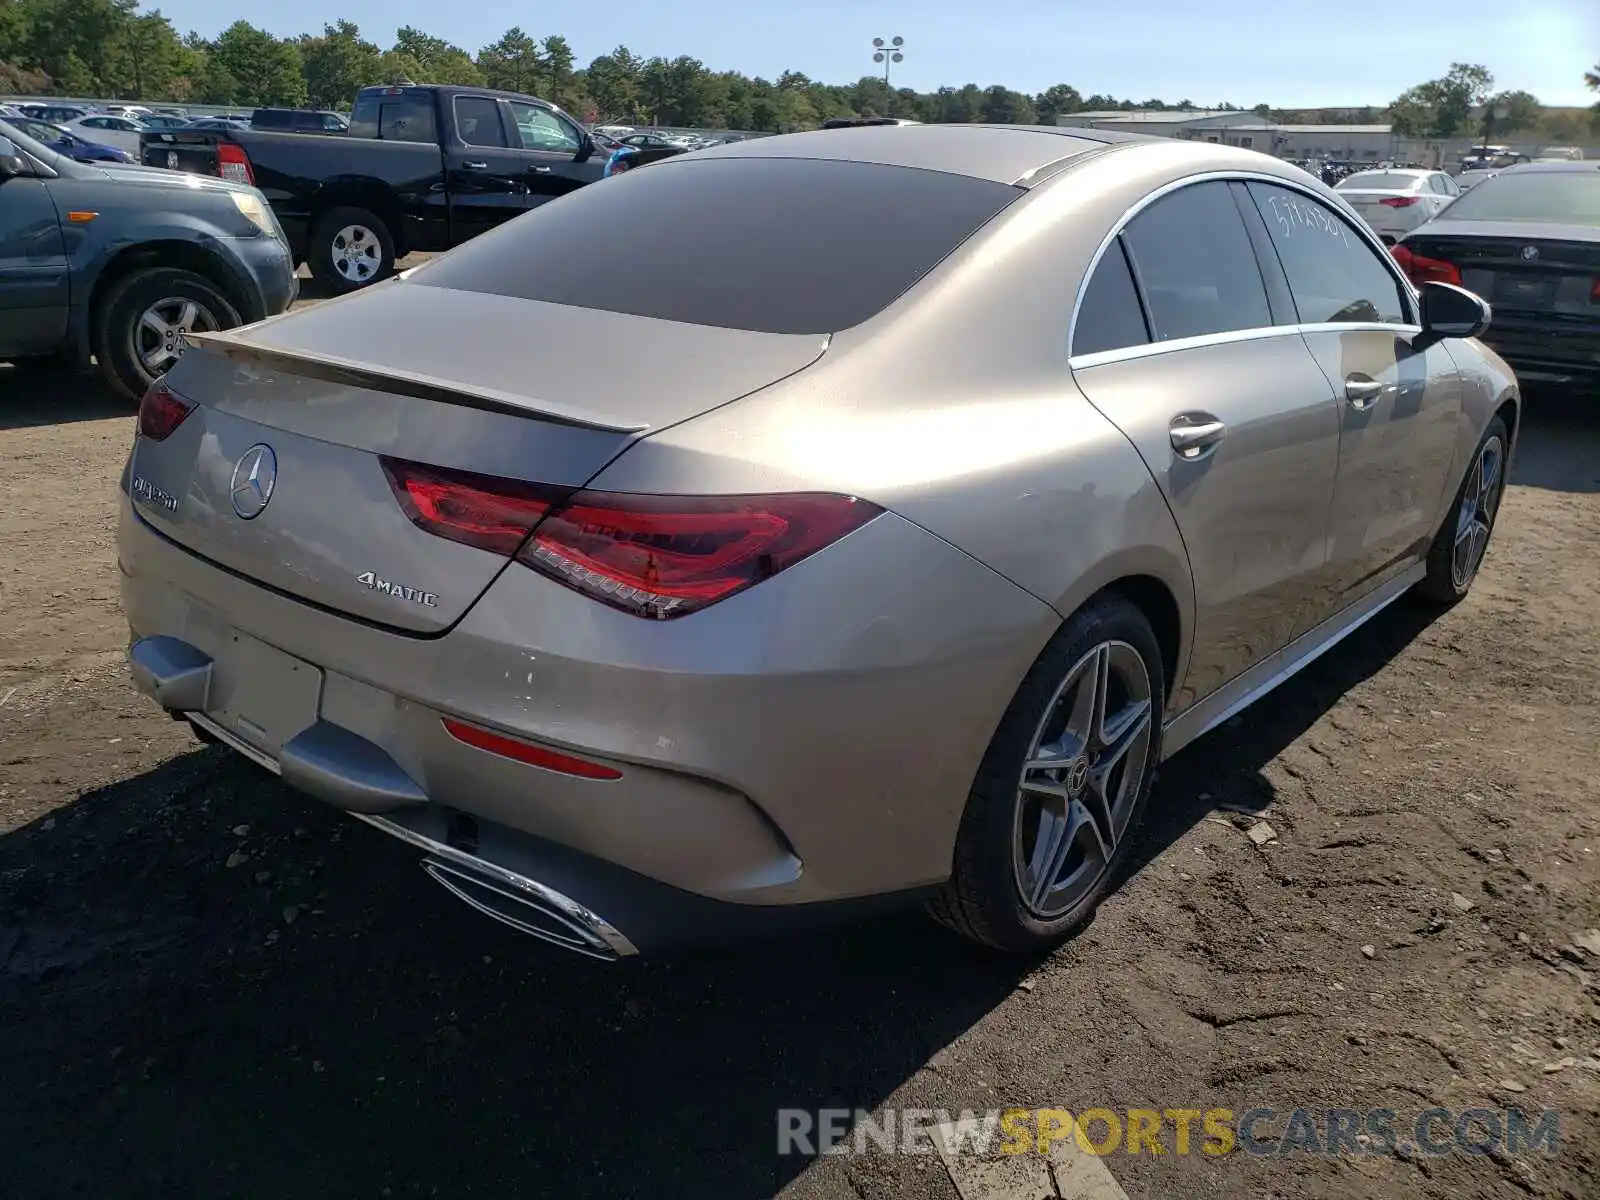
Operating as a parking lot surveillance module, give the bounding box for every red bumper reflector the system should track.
[441,717,623,780]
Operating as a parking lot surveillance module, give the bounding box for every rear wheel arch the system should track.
[310,183,406,255]
[1052,550,1193,710]
[1100,575,1183,705]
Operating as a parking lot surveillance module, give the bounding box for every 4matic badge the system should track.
[356,571,439,607]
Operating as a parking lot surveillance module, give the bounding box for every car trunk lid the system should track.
[127,283,830,633]
[1403,221,1600,319]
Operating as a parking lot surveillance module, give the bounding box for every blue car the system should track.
[4,115,132,164]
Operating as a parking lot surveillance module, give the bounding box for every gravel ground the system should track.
[1,333,1597,1199]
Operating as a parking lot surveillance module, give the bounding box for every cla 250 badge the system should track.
[130,475,180,513]
[356,571,439,607]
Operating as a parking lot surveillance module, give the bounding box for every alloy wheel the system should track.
[1012,640,1154,920]
[132,296,220,378]
[331,224,382,284]
[1451,434,1505,590]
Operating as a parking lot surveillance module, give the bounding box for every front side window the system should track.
[1246,182,1410,325]
[509,102,580,153]
[1121,181,1273,341]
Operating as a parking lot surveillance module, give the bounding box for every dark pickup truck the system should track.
[140,84,614,293]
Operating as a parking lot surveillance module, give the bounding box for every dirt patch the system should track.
[1,371,1597,1200]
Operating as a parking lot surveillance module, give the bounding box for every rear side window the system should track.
[1121,181,1272,341]
[1246,182,1409,325]
[454,96,506,148]
[408,158,1021,334]
[349,92,436,142]
[1073,238,1149,356]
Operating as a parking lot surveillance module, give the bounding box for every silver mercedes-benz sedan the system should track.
[119,125,1519,959]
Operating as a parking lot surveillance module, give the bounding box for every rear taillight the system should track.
[1394,249,1461,288]
[138,380,195,441]
[216,142,254,185]
[1591,278,1600,305]
[1379,196,1420,208]
[515,490,882,619]
[380,457,566,555]
[381,456,882,619]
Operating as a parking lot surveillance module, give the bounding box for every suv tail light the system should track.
[380,456,883,619]
[217,142,254,186]
[1379,195,1420,207]
[138,380,195,441]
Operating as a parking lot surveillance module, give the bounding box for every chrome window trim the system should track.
[1069,320,1424,370]
[1067,168,1421,362]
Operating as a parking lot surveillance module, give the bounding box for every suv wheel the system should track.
[93,267,239,402]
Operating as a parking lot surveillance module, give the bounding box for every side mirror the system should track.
[0,136,28,179]
[1419,281,1491,341]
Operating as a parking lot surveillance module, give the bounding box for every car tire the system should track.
[93,267,241,403]
[308,206,395,294]
[1414,416,1509,606]
[927,593,1165,953]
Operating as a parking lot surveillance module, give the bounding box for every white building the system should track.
[1057,110,1398,161]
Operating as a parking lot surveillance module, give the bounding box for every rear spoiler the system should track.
[183,331,649,434]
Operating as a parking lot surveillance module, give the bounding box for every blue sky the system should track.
[158,0,1598,108]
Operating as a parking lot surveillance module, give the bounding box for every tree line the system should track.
[1,0,1595,142]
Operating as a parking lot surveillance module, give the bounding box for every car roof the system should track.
[679,123,1156,187]
[1499,160,1600,174]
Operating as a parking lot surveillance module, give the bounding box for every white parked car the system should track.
[1334,168,1460,243]
[64,113,146,155]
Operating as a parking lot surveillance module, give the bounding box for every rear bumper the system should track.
[117,496,1058,948]
[1482,320,1600,389]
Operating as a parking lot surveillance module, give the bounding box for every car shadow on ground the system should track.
[0,361,129,429]
[0,594,1445,1200]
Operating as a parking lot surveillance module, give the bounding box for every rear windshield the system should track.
[1337,172,1419,190]
[407,157,1021,334]
[1438,170,1600,224]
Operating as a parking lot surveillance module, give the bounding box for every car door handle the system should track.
[1169,414,1227,459]
[462,160,488,170]
[532,165,552,173]
[1344,377,1387,410]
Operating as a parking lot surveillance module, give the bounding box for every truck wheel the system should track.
[94,267,240,403]
[309,207,395,294]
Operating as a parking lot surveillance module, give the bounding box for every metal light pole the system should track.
[871,37,905,87]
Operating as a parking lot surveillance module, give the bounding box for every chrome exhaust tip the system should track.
[349,812,638,961]
[421,857,633,961]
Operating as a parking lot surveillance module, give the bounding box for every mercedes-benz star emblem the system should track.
[1520,245,1539,262]
[230,444,277,520]
[1066,755,1091,797]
